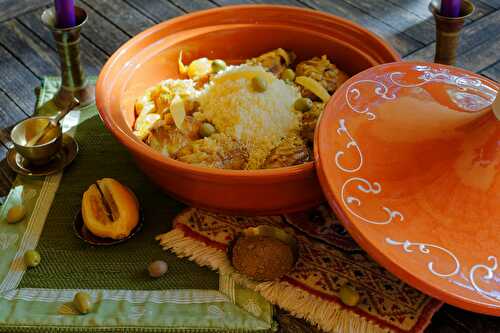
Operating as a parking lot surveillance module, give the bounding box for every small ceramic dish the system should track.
[228,225,299,281]
[73,209,144,246]
[7,134,78,177]
[10,116,63,165]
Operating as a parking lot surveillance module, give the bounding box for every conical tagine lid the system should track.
[315,62,499,315]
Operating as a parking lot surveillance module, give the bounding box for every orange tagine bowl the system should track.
[95,5,400,215]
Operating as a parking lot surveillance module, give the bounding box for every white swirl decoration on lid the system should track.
[345,65,497,118]
[470,256,500,304]
[389,65,493,92]
[389,66,497,111]
[341,178,404,225]
[386,238,500,304]
[335,119,363,173]
[345,80,396,120]
[385,238,460,277]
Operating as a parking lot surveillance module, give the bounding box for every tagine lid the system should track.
[314,61,499,315]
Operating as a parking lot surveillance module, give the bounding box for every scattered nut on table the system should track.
[24,250,41,268]
[339,284,360,307]
[148,260,168,278]
[73,291,92,314]
[6,204,26,224]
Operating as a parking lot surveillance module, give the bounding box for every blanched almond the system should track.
[295,76,331,102]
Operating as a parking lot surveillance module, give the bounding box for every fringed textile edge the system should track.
[156,229,390,333]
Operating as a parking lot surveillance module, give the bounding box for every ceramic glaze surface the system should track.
[316,62,499,315]
[95,5,399,214]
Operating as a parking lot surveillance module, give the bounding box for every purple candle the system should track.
[54,0,76,28]
[440,0,462,17]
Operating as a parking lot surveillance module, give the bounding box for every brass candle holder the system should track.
[41,6,94,113]
[429,0,475,65]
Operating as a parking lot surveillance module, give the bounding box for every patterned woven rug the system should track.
[284,204,361,252]
[157,208,443,333]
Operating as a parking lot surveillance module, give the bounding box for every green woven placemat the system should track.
[0,77,275,332]
[19,104,217,291]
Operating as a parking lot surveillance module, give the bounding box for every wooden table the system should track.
[0,0,498,331]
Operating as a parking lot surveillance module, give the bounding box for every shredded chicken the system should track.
[263,135,310,169]
[176,133,249,169]
[295,55,344,100]
[300,102,324,145]
[135,50,349,170]
[147,116,202,157]
[246,48,296,76]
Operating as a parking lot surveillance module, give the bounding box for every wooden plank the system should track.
[340,0,436,44]
[481,61,500,82]
[426,304,500,333]
[467,0,497,22]
[211,0,254,5]
[169,0,216,12]
[0,89,26,147]
[300,0,424,56]
[403,44,434,62]
[0,0,51,23]
[124,0,185,23]
[252,0,306,7]
[405,8,500,63]
[82,0,156,36]
[17,9,107,77]
[0,45,40,115]
[276,308,323,333]
[0,20,60,77]
[479,0,500,9]
[74,1,130,55]
[456,36,500,73]
[385,0,494,23]
[384,0,430,19]
[0,84,23,199]
[0,144,15,204]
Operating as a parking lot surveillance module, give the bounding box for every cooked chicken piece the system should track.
[134,80,200,140]
[180,115,203,140]
[148,127,188,157]
[184,99,200,116]
[263,135,310,169]
[147,116,202,157]
[300,102,324,145]
[176,133,249,170]
[246,48,296,76]
[295,55,345,100]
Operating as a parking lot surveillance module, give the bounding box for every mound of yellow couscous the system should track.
[133,48,348,170]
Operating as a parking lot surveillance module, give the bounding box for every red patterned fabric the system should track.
[171,208,442,333]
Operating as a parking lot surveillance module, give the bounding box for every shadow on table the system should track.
[0,124,17,204]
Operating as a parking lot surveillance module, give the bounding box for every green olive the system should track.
[339,284,360,307]
[211,59,227,73]
[294,97,313,112]
[6,205,25,224]
[281,68,295,81]
[148,260,168,278]
[251,76,267,92]
[200,123,216,138]
[24,250,41,268]
[73,292,92,314]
